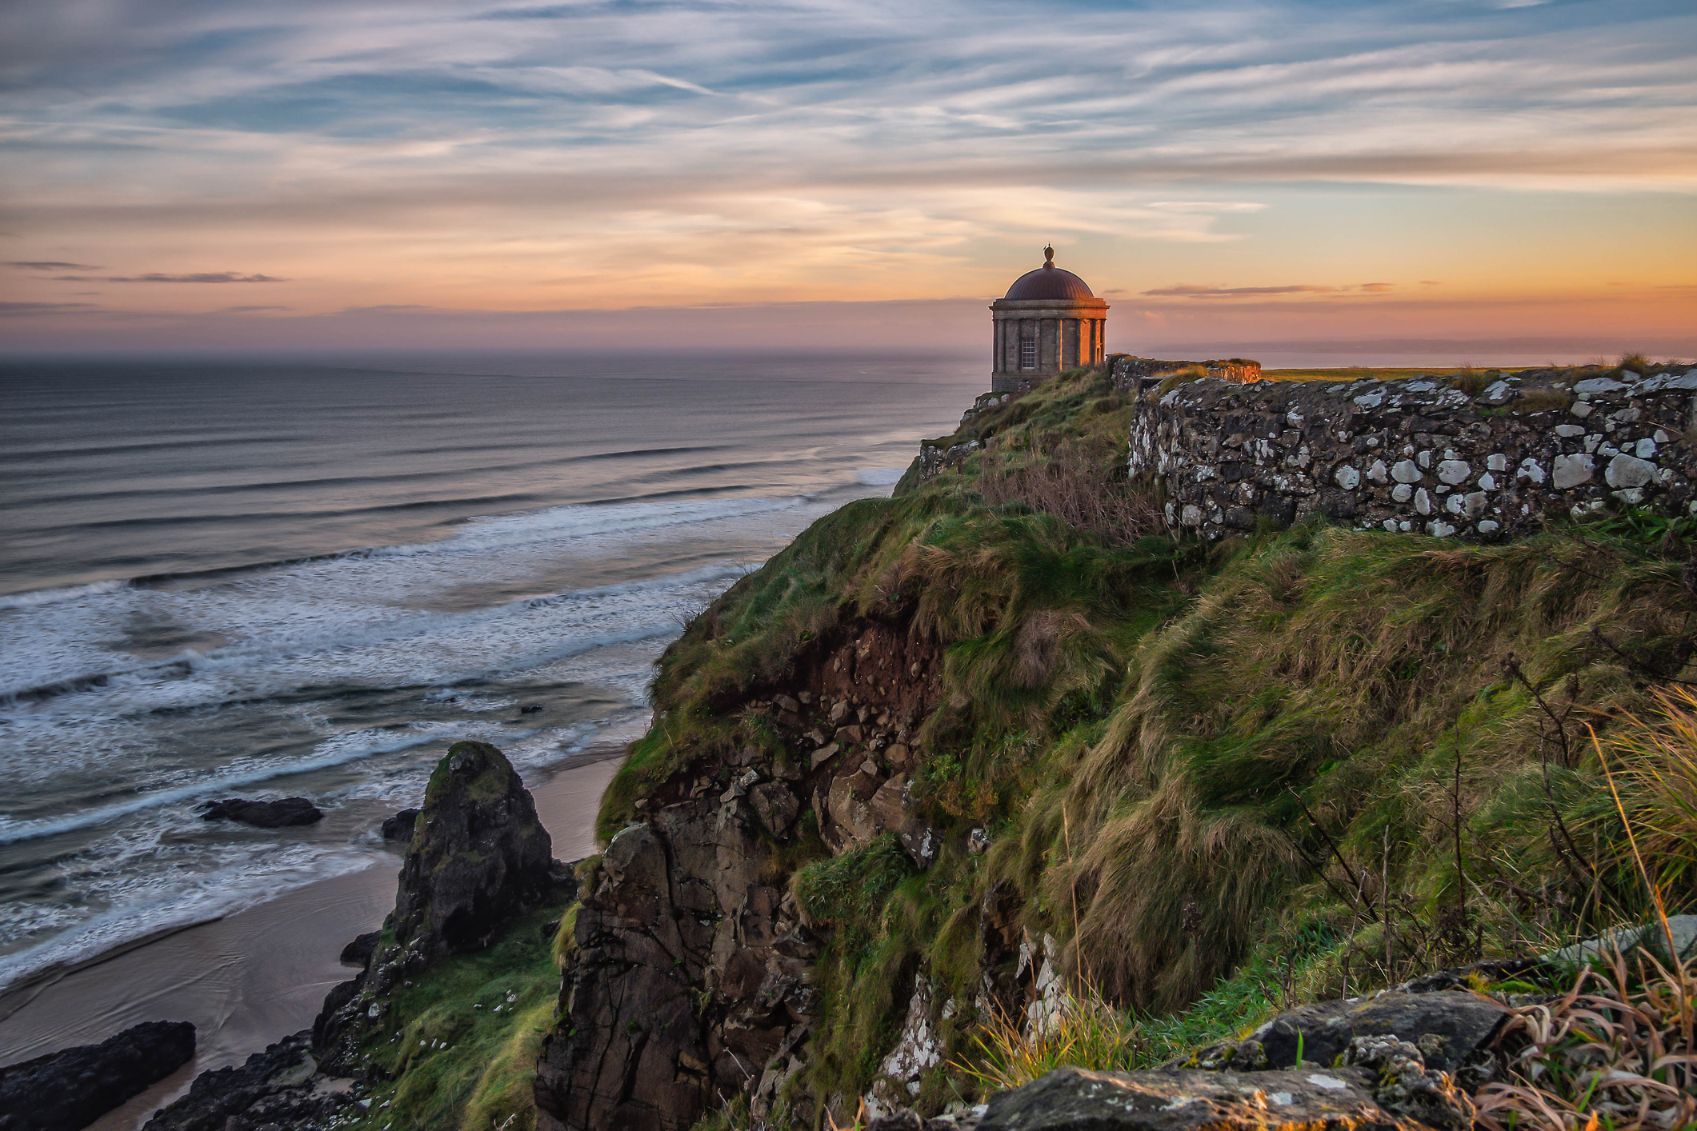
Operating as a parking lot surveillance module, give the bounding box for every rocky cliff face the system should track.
[538,364,1694,1131]
[535,618,944,1130]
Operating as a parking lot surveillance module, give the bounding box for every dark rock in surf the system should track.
[339,930,381,966]
[379,807,419,843]
[0,1019,195,1131]
[201,796,323,828]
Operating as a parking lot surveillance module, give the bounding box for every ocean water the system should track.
[0,351,982,992]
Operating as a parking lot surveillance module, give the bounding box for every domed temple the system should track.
[990,245,1109,393]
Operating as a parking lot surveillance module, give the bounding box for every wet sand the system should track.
[0,753,620,1131]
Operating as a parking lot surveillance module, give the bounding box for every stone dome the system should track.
[1003,245,1096,301]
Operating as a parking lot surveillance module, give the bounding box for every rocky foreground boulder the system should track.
[969,1063,1437,1131]
[0,1019,194,1131]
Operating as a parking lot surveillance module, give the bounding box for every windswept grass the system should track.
[588,364,1696,1123]
[1590,686,1697,902]
[346,905,567,1131]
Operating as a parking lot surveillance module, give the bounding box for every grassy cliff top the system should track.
[598,366,1696,1119]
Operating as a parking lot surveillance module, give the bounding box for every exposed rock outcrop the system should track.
[1193,990,1510,1076]
[975,1063,1433,1131]
[0,1020,195,1131]
[314,741,559,1075]
[380,806,419,843]
[141,1033,356,1131]
[389,740,555,959]
[201,796,323,827]
[535,618,944,1131]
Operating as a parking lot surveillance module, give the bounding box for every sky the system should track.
[1,0,1694,360]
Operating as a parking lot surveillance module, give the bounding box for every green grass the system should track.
[343,905,568,1131]
[581,365,1697,1124]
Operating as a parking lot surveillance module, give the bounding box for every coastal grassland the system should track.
[595,367,1695,1123]
[343,904,570,1131]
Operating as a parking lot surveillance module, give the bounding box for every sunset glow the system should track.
[2,0,1694,358]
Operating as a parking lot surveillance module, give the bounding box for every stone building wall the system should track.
[1120,364,1697,540]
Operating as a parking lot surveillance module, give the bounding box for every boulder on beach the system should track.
[201,797,323,828]
[0,1019,195,1131]
[379,806,419,843]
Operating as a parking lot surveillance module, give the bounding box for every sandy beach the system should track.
[0,752,620,1131]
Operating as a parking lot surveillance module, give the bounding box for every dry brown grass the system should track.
[1476,948,1696,1130]
[976,436,1164,547]
[948,989,1145,1094]
[1474,702,1697,1129]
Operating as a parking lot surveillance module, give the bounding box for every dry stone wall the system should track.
[1120,363,1697,540]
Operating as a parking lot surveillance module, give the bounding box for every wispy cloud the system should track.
[0,0,1692,345]
[50,272,287,283]
[1144,283,1399,299]
[6,260,100,270]
[0,301,96,315]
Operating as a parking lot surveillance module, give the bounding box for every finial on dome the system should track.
[1043,244,1055,266]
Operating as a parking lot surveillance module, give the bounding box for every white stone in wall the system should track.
[1554,424,1584,438]
[1415,489,1433,516]
[1392,459,1423,484]
[1551,453,1595,489]
[1391,483,1414,503]
[1334,465,1361,489]
[1633,371,1697,393]
[1570,400,1594,418]
[1486,453,1508,472]
[1574,377,1628,395]
[1478,472,1498,490]
[1636,438,1658,458]
[1517,458,1547,484]
[1437,459,1471,485]
[1604,454,1656,490]
[1366,459,1389,483]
